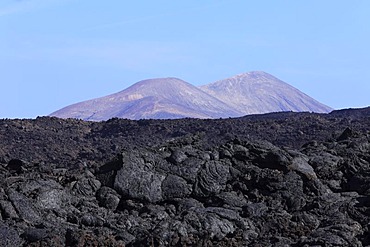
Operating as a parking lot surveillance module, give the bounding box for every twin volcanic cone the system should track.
[50,71,332,121]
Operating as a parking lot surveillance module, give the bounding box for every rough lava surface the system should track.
[1,107,370,246]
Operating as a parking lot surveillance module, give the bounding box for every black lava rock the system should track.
[0,107,369,246]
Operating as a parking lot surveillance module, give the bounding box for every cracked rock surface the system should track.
[0,107,369,246]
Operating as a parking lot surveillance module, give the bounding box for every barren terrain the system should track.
[1,107,369,246]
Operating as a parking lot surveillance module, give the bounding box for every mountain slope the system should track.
[50,71,332,121]
[50,77,241,121]
[200,71,332,114]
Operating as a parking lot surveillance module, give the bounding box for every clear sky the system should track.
[1,0,369,118]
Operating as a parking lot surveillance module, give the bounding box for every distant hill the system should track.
[50,77,241,121]
[50,71,332,121]
[200,71,332,115]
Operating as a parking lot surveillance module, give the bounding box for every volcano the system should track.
[200,71,332,115]
[50,77,241,121]
[50,71,332,120]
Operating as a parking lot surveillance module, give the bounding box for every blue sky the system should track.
[1,0,369,118]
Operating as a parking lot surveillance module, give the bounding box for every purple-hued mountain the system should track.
[50,71,332,121]
[200,71,332,115]
[50,77,241,121]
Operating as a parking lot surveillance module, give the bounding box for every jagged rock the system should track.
[288,156,317,180]
[215,191,247,208]
[7,188,41,223]
[95,157,122,187]
[162,174,192,200]
[194,160,230,197]
[167,156,203,183]
[337,127,354,141]
[242,203,268,217]
[0,108,369,246]
[21,228,49,243]
[0,200,18,219]
[167,149,188,164]
[37,188,69,210]
[96,186,120,210]
[114,154,165,203]
[177,198,204,212]
[115,231,135,245]
[71,176,101,196]
[0,222,22,247]
[81,213,104,227]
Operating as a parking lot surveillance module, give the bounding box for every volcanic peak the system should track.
[50,71,332,120]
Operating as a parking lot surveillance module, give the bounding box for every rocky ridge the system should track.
[0,107,369,246]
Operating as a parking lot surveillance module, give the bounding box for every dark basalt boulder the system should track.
[96,186,121,210]
[0,134,368,245]
[113,152,166,203]
[20,228,50,243]
[0,222,22,247]
[162,174,192,200]
[0,108,369,246]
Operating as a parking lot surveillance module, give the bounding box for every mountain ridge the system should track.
[200,71,331,114]
[51,77,241,121]
[50,71,332,121]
